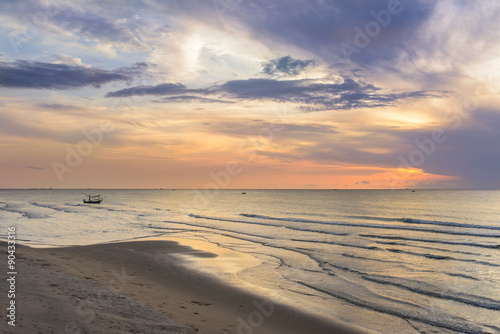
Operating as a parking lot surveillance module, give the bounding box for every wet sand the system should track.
[0,239,373,333]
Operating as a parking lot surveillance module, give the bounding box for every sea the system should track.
[0,189,499,334]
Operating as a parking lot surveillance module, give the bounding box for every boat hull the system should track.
[83,199,102,204]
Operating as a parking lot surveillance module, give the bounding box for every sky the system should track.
[1,0,499,189]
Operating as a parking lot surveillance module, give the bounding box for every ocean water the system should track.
[1,189,499,333]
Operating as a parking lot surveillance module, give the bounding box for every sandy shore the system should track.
[1,239,372,334]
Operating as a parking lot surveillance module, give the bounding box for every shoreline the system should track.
[1,239,373,334]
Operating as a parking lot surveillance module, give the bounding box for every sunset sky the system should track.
[1,0,499,189]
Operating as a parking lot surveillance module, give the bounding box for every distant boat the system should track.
[82,193,105,204]
[412,189,416,192]
[242,192,246,194]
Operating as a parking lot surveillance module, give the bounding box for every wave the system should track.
[361,234,500,249]
[0,204,49,219]
[362,274,500,310]
[341,253,403,265]
[160,220,276,241]
[32,201,141,216]
[347,215,500,231]
[445,273,480,281]
[156,220,337,275]
[291,238,378,250]
[344,215,397,222]
[328,263,365,275]
[290,238,493,269]
[86,206,126,212]
[240,214,500,238]
[30,202,76,213]
[328,264,491,309]
[188,214,349,236]
[280,211,329,217]
[296,281,490,334]
[331,265,481,290]
[373,240,484,256]
[385,248,500,267]
[401,217,500,231]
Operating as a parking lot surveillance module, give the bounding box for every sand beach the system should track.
[1,239,369,334]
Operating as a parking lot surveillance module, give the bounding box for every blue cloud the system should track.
[0,60,146,89]
[105,83,190,97]
[227,0,435,67]
[106,76,441,111]
[155,96,234,104]
[262,56,316,76]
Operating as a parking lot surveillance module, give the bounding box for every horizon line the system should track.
[0,188,497,191]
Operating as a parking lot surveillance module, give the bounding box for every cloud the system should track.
[298,90,437,112]
[105,83,192,98]
[262,56,316,76]
[206,121,338,138]
[387,2,500,81]
[52,54,90,67]
[13,2,147,52]
[37,103,85,110]
[406,109,500,189]
[106,76,441,111]
[0,60,146,89]
[223,0,435,67]
[217,77,437,110]
[54,8,140,45]
[155,95,234,104]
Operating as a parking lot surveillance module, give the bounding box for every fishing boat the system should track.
[82,193,105,204]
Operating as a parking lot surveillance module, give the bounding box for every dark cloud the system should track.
[313,108,500,189]
[262,56,316,76]
[218,77,437,110]
[112,62,148,77]
[105,83,194,97]
[402,109,500,189]
[106,76,440,111]
[230,0,435,67]
[155,96,234,104]
[37,103,85,110]
[218,77,374,103]
[218,78,327,99]
[0,60,146,89]
[298,90,436,112]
